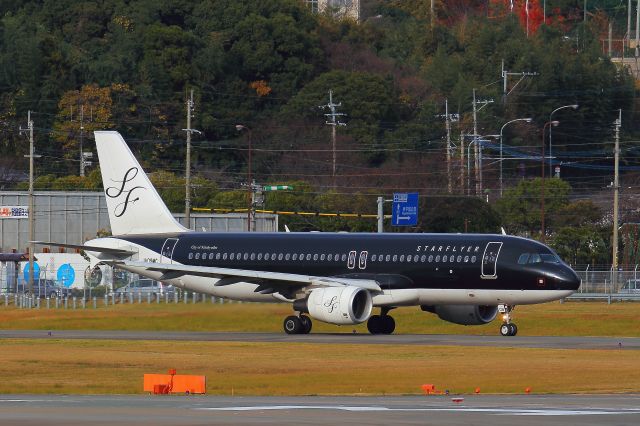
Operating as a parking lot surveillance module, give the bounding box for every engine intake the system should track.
[421,304,498,325]
[295,286,373,325]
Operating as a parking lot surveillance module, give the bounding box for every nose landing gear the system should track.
[498,304,518,336]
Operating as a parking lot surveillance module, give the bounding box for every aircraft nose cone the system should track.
[559,268,581,291]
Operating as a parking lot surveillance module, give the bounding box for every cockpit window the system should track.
[519,252,560,264]
[540,254,560,264]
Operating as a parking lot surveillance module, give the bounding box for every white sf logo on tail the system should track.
[105,167,146,217]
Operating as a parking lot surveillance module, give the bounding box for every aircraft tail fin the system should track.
[94,131,190,236]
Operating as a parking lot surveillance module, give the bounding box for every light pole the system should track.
[541,120,560,242]
[236,124,253,232]
[499,117,532,197]
[549,104,578,177]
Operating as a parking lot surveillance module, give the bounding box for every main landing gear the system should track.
[283,314,312,335]
[499,304,518,336]
[367,308,396,335]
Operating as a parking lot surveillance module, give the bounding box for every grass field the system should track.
[0,301,639,395]
[0,339,638,395]
[0,301,639,337]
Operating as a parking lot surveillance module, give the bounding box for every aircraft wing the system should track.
[114,260,382,292]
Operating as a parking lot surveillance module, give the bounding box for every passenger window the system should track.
[195,253,200,260]
[420,255,426,262]
[278,253,283,261]
[313,254,318,261]
[237,252,241,259]
[216,253,221,260]
[518,254,529,265]
[327,254,332,261]
[223,253,228,260]
[250,253,256,260]
[443,255,448,262]
[400,255,405,262]
[457,255,462,262]
[285,253,291,260]
[306,254,312,261]
[335,254,340,261]
[464,255,469,263]
[320,254,326,261]
[471,256,477,263]
[243,253,249,260]
[371,254,377,261]
[385,254,391,262]
[392,255,398,262]
[341,254,347,262]
[293,253,298,260]
[188,253,193,260]
[435,255,441,262]
[230,253,235,260]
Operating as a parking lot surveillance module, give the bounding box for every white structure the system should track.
[306,0,360,21]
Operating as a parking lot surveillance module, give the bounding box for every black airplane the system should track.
[37,131,581,336]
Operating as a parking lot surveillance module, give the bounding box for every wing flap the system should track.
[119,260,382,292]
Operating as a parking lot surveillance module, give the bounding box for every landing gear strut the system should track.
[367,307,396,335]
[499,304,517,336]
[283,314,312,335]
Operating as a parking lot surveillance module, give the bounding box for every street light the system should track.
[549,104,578,177]
[541,120,560,242]
[235,124,253,232]
[499,117,532,196]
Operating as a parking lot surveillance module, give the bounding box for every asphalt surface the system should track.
[0,329,638,350]
[0,394,639,425]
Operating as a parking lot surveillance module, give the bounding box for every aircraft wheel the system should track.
[367,315,382,334]
[381,316,396,335]
[283,315,302,334]
[509,323,518,336]
[500,323,511,336]
[300,315,312,334]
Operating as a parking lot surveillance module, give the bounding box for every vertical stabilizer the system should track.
[94,131,189,236]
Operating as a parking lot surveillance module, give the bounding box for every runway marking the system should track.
[197,405,640,416]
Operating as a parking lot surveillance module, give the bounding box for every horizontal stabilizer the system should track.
[31,241,135,256]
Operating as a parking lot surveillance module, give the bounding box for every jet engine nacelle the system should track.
[421,304,498,325]
[295,286,373,325]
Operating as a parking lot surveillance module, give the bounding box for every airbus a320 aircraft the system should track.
[38,131,581,336]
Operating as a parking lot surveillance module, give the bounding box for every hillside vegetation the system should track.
[0,0,638,264]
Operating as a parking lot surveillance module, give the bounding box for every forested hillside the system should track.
[0,0,638,264]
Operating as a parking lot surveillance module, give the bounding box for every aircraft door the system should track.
[161,238,179,264]
[481,242,502,279]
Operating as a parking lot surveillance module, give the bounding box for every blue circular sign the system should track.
[57,264,75,288]
[23,262,40,282]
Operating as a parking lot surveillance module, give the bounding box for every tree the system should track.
[497,178,571,237]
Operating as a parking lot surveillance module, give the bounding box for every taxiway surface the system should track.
[0,329,638,349]
[0,394,639,425]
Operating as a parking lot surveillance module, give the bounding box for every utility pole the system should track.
[628,0,632,49]
[472,89,493,196]
[182,90,201,229]
[437,99,459,194]
[501,60,538,104]
[79,105,85,177]
[430,0,434,30]
[636,0,640,68]
[460,132,465,195]
[612,109,622,291]
[320,90,346,189]
[21,112,39,296]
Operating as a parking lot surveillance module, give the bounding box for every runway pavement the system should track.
[0,394,638,425]
[0,329,639,349]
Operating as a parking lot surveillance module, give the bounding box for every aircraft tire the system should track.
[284,316,303,334]
[381,316,395,335]
[509,323,518,336]
[367,315,382,334]
[300,315,312,334]
[500,323,511,336]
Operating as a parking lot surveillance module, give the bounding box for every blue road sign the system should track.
[57,263,76,288]
[392,192,418,226]
[23,262,40,282]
